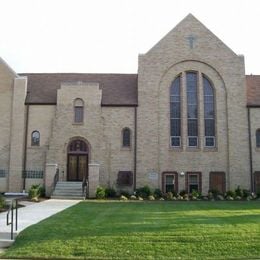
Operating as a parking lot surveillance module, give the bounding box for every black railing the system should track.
[53,168,59,191]
[6,199,18,240]
[82,177,88,199]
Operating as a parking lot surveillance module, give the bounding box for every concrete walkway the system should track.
[0,199,80,237]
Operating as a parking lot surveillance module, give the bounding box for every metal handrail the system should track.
[6,199,18,240]
[82,177,88,199]
[53,168,59,191]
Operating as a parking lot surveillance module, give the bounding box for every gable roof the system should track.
[19,73,138,106]
[246,75,260,107]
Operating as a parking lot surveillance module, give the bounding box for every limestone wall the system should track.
[250,108,260,176]
[0,59,16,192]
[137,14,250,193]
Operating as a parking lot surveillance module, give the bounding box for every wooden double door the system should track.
[67,154,88,181]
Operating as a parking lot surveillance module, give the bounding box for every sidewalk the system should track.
[0,199,80,235]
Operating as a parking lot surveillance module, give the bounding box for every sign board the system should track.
[148,172,158,180]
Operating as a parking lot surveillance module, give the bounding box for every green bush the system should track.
[153,188,163,199]
[136,186,151,198]
[179,190,187,197]
[191,190,200,198]
[165,192,173,200]
[242,189,250,198]
[105,187,117,198]
[119,190,130,198]
[235,186,243,197]
[225,190,235,198]
[0,194,5,209]
[208,189,220,199]
[96,186,106,199]
[28,184,44,201]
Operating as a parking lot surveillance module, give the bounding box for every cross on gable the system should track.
[187,35,196,49]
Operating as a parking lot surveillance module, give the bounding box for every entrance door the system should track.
[210,172,225,194]
[67,139,89,181]
[68,154,88,181]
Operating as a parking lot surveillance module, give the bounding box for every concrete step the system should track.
[0,239,14,248]
[51,195,85,200]
[52,181,84,199]
[53,192,83,196]
[0,232,17,248]
[54,187,82,190]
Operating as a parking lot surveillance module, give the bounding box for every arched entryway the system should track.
[67,139,88,181]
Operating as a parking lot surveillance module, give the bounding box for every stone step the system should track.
[0,239,14,248]
[52,181,85,199]
[0,232,17,240]
[53,187,82,191]
[53,192,83,196]
[0,232,17,248]
[51,195,85,200]
[56,181,82,185]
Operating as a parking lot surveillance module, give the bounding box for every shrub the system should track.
[0,194,5,209]
[242,189,250,199]
[179,190,186,197]
[154,188,163,199]
[29,184,44,201]
[208,189,220,199]
[225,190,235,198]
[105,187,117,198]
[191,190,200,199]
[165,192,173,200]
[148,195,155,201]
[119,190,130,198]
[136,186,151,198]
[96,186,106,199]
[235,186,243,197]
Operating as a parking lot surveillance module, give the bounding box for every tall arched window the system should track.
[122,128,131,147]
[170,76,181,147]
[31,131,40,146]
[74,98,84,123]
[186,72,198,147]
[256,129,260,148]
[203,76,215,147]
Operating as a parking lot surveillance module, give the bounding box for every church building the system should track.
[0,14,260,198]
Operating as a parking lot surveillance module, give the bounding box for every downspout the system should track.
[134,106,137,190]
[247,107,254,192]
[23,103,29,191]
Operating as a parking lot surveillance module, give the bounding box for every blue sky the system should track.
[0,0,260,74]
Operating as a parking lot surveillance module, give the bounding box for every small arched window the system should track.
[122,128,131,147]
[74,98,84,123]
[31,131,40,146]
[256,129,260,148]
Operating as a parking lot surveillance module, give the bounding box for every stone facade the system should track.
[0,14,259,196]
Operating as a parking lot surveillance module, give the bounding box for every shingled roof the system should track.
[19,73,138,106]
[18,73,260,107]
[246,75,260,107]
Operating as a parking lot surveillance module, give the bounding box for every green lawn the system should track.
[2,201,260,259]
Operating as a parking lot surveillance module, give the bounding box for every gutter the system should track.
[23,104,29,191]
[247,107,254,192]
[134,106,137,190]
